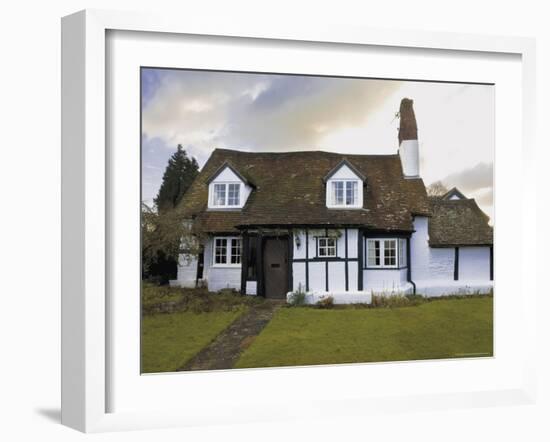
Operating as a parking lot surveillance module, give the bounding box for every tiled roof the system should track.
[429,197,493,247]
[441,187,467,200]
[178,148,431,233]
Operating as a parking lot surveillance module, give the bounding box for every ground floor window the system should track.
[366,238,407,268]
[317,237,337,257]
[213,237,241,266]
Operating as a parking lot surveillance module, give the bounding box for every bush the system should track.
[317,295,334,309]
[141,283,263,315]
[288,284,307,306]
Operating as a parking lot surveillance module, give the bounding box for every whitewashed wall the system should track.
[428,248,455,280]
[292,261,306,292]
[171,255,198,288]
[308,261,326,292]
[202,237,242,292]
[293,260,359,292]
[399,139,420,177]
[291,228,359,293]
[459,247,491,280]
[363,268,408,294]
[411,216,456,281]
[292,228,358,260]
[410,216,430,281]
[410,216,493,296]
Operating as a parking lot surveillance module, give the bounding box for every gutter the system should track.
[409,278,416,295]
[406,237,416,295]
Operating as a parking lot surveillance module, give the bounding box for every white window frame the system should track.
[210,182,242,208]
[326,178,362,208]
[213,236,242,267]
[365,238,406,269]
[317,237,337,258]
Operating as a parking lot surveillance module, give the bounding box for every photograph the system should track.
[140,68,494,374]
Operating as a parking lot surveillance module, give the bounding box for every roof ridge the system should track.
[212,147,399,157]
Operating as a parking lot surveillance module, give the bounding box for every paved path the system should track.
[178,300,284,371]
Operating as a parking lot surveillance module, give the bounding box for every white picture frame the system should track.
[61,9,537,433]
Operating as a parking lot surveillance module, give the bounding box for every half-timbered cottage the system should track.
[171,98,493,303]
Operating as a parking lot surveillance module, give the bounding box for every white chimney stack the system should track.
[398,98,420,178]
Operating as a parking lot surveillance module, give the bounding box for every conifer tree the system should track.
[154,145,199,212]
[143,145,199,283]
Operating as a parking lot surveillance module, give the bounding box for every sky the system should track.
[141,68,494,221]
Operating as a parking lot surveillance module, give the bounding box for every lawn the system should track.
[235,297,493,368]
[141,308,246,373]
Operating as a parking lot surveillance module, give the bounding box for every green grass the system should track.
[235,297,493,368]
[141,308,245,373]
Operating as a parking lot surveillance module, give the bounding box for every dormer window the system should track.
[331,180,358,206]
[324,159,365,209]
[206,162,254,210]
[213,183,241,207]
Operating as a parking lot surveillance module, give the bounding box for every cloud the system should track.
[142,69,494,220]
[439,162,493,195]
[141,69,401,160]
[472,187,494,207]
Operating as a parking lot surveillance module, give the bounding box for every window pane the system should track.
[367,239,380,266]
[215,238,227,264]
[318,237,337,257]
[230,238,241,264]
[327,238,336,257]
[332,181,344,205]
[228,183,240,206]
[384,239,396,266]
[213,184,226,206]
[345,181,357,205]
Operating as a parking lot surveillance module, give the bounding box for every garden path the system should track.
[178,300,284,371]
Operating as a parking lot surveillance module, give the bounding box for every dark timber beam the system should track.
[305,229,309,292]
[256,233,264,296]
[325,228,329,292]
[344,228,349,291]
[358,228,364,291]
[240,232,249,295]
[454,247,459,281]
[288,230,293,293]
[490,246,494,281]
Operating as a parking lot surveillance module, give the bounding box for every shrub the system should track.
[404,294,426,305]
[317,295,334,309]
[288,283,307,306]
[141,283,263,315]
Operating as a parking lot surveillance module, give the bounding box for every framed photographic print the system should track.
[61,9,537,433]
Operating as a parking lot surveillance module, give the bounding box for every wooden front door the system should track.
[263,237,289,299]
